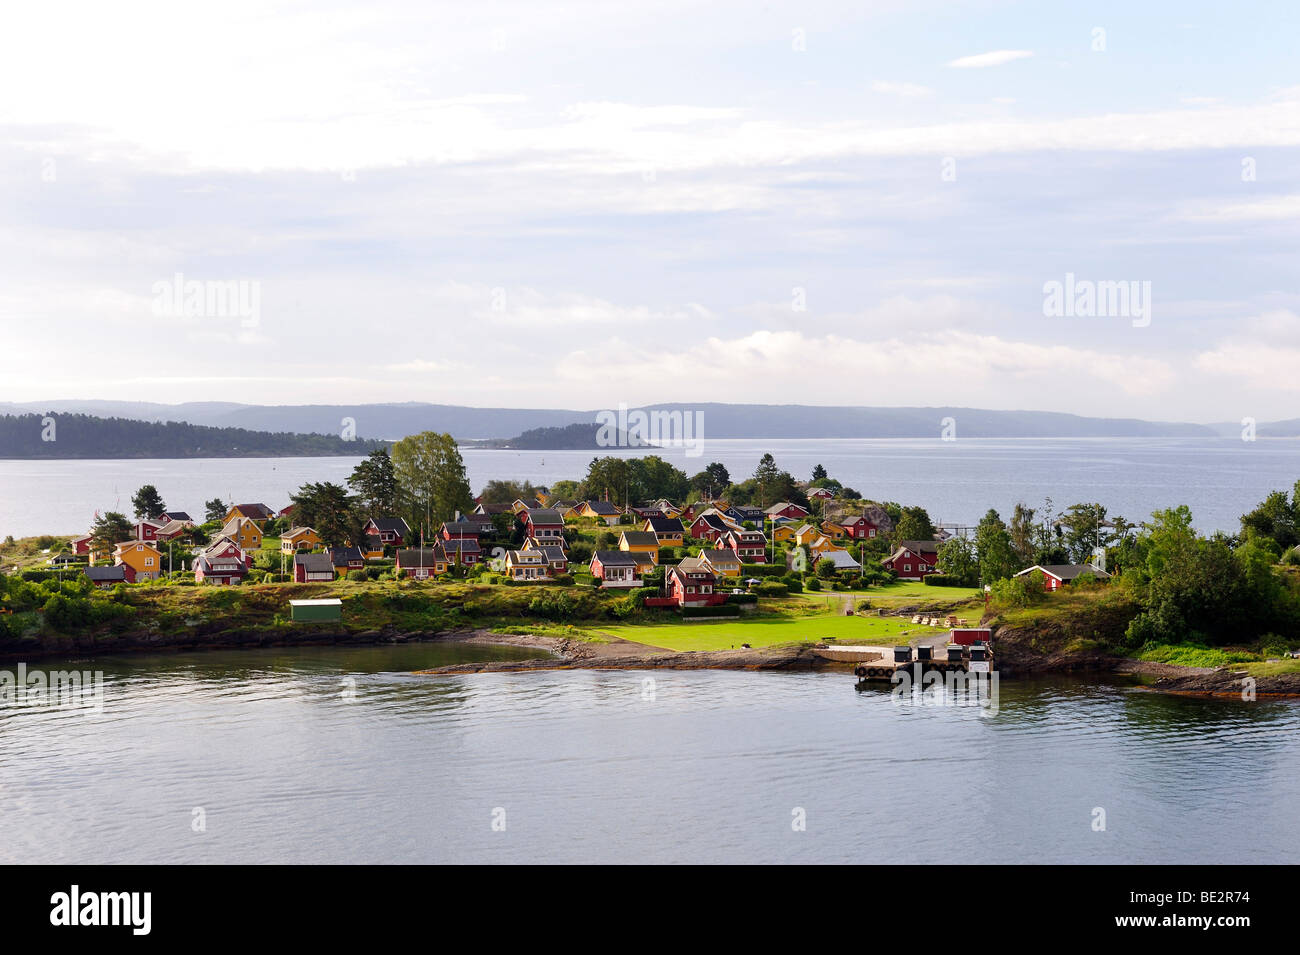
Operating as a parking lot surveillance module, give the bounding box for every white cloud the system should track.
[1177,194,1300,222]
[947,50,1034,69]
[871,81,933,98]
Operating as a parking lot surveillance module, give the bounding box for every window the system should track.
[145,558,154,566]
[904,563,911,572]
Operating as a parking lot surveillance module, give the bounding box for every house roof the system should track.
[368,517,410,534]
[474,502,514,515]
[231,503,275,519]
[85,566,126,582]
[583,500,622,515]
[283,526,318,540]
[765,502,807,514]
[294,553,335,574]
[441,537,481,553]
[894,540,941,555]
[397,547,446,567]
[820,550,862,570]
[539,545,568,562]
[1015,564,1112,581]
[591,549,637,566]
[702,548,742,567]
[619,531,659,548]
[645,517,685,533]
[672,555,715,577]
[525,508,564,524]
[693,513,731,531]
[221,516,259,536]
[160,511,192,522]
[327,546,364,563]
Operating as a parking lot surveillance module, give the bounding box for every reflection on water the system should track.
[1,645,1297,864]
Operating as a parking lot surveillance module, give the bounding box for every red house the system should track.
[881,541,940,581]
[765,502,809,521]
[364,517,411,547]
[294,553,336,583]
[1013,564,1112,592]
[194,539,249,586]
[131,519,164,542]
[70,534,94,556]
[589,550,641,588]
[522,508,565,548]
[721,528,767,562]
[666,556,725,607]
[689,512,733,543]
[440,538,482,565]
[835,514,880,540]
[808,487,835,502]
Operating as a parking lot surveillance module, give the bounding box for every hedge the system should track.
[740,563,785,577]
[725,593,758,605]
[923,574,976,587]
[681,604,742,618]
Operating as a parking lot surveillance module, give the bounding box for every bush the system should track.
[726,593,758,605]
[681,604,741,618]
[347,570,367,582]
[924,574,972,587]
[806,578,822,591]
[755,581,789,597]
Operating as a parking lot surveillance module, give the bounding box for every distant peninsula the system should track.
[0,413,387,459]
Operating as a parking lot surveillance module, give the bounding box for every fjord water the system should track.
[3,644,1298,864]
[3,437,1299,538]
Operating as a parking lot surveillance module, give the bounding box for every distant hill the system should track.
[0,400,1245,442]
[0,413,387,459]
[469,422,654,450]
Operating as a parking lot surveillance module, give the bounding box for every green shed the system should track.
[289,598,343,623]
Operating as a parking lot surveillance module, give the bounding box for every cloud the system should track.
[1177,194,1300,222]
[871,81,933,98]
[946,50,1034,69]
[1194,311,1300,388]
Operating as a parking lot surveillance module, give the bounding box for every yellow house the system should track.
[113,540,163,582]
[793,523,823,548]
[223,503,275,527]
[221,516,263,552]
[808,535,846,560]
[280,526,322,554]
[618,530,660,570]
[772,524,798,545]
[820,521,849,540]
[643,518,684,547]
[580,501,622,525]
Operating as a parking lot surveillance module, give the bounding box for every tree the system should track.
[479,479,544,505]
[1060,502,1112,564]
[204,498,228,524]
[1009,503,1036,565]
[752,454,780,506]
[811,463,827,481]
[90,511,133,554]
[937,536,978,586]
[816,556,838,579]
[634,456,689,502]
[894,506,935,543]
[1240,489,1299,551]
[975,509,1018,583]
[390,431,473,537]
[580,457,635,506]
[131,485,166,520]
[690,463,731,499]
[289,482,358,548]
[347,449,398,517]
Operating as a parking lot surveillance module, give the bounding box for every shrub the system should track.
[806,578,822,591]
[347,570,367,582]
[755,581,789,597]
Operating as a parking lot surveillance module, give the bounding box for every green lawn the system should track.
[590,611,933,652]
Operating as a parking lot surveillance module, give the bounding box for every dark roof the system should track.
[441,538,481,553]
[694,513,730,531]
[704,548,742,565]
[584,500,621,515]
[161,511,192,522]
[232,503,275,519]
[894,540,941,555]
[85,566,126,582]
[397,547,445,567]
[539,545,567,561]
[620,531,659,548]
[525,508,564,524]
[369,517,410,534]
[294,553,335,573]
[327,546,364,563]
[591,549,637,566]
[646,517,685,533]
[474,502,513,515]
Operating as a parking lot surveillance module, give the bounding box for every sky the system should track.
[1,0,1298,422]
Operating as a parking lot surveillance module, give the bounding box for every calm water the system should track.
[2,644,1297,864]
[3,437,1300,538]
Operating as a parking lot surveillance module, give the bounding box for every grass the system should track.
[1234,658,1300,677]
[1136,643,1259,668]
[590,610,935,652]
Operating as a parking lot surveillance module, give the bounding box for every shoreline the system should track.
[4,623,1297,698]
